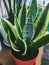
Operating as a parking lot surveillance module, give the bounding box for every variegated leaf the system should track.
[15,0,22,17]
[28,0,37,21]
[23,15,35,45]
[18,2,26,29]
[34,3,49,41]
[15,38,27,56]
[28,34,49,52]
[1,18,17,42]
[14,16,22,38]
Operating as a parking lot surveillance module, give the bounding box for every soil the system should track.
[12,49,39,61]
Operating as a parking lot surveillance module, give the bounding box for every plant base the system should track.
[12,49,39,65]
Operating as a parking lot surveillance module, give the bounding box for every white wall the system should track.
[37,0,49,8]
[0,0,8,18]
[0,0,13,18]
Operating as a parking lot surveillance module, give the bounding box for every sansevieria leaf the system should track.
[8,29,27,56]
[6,31,10,44]
[15,38,27,56]
[8,0,12,13]
[28,34,49,52]
[7,31,20,52]
[14,16,22,38]
[23,15,35,45]
[34,3,49,41]
[10,39,20,52]
[15,0,22,17]
[28,0,37,21]
[1,18,17,42]
[18,2,26,29]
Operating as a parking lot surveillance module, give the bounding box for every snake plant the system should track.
[3,0,22,24]
[0,0,49,56]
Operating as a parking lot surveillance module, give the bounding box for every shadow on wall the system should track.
[0,32,3,42]
[0,32,3,51]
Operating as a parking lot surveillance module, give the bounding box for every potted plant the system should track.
[0,0,49,65]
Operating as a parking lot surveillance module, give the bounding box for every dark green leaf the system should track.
[6,31,10,44]
[14,16,22,38]
[15,0,22,17]
[23,15,35,45]
[8,0,12,13]
[28,34,49,52]
[19,2,26,29]
[34,3,49,40]
[28,0,37,21]
[10,39,20,52]
[15,38,27,55]
[1,18,17,42]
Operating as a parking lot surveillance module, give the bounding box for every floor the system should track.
[0,44,16,65]
[0,43,43,65]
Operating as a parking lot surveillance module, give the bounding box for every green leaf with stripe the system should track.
[8,30,27,55]
[15,0,22,17]
[1,18,17,42]
[18,2,26,29]
[6,31,10,44]
[28,0,37,21]
[7,31,20,52]
[14,16,22,38]
[34,3,49,41]
[28,34,49,52]
[14,38,27,56]
[22,15,35,45]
